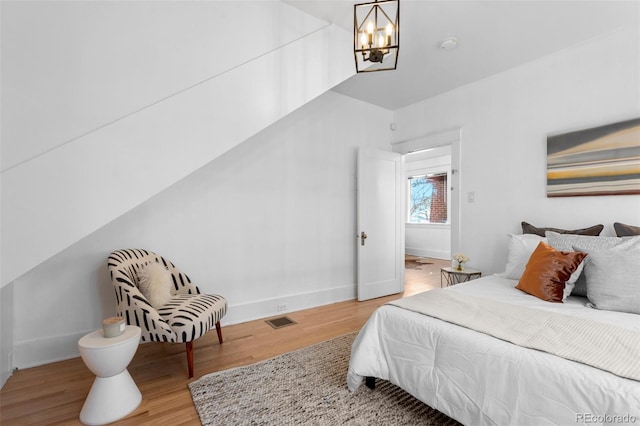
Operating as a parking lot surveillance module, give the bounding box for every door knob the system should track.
[361,231,368,246]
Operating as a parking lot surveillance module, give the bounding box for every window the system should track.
[408,173,448,224]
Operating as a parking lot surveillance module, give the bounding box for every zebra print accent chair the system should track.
[107,249,228,378]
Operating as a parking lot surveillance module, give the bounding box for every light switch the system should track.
[467,192,475,203]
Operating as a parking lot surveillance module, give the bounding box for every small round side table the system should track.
[78,325,141,425]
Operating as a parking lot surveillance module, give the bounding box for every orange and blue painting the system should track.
[547,118,640,197]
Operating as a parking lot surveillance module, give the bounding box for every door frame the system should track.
[391,128,462,255]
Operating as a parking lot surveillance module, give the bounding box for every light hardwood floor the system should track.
[0,257,448,425]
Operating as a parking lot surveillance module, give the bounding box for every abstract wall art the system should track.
[547,118,640,197]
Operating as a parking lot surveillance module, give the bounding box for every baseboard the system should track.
[13,284,357,369]
[223,283,357,325]
[406,247,449,260]
[0,370,10,390]
[14,329,95,370]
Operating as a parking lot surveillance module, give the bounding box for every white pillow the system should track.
[137,262,173,309]
[497,233,547,280]
[562,259,586,301]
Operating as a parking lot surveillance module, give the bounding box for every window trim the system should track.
[406,169,450,225]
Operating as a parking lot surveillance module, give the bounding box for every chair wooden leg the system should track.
[215,321,223,344]
[186,341,194,379]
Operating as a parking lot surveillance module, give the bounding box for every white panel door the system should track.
[357,147,404,301]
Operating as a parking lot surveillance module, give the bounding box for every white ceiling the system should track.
[287,0,640,110]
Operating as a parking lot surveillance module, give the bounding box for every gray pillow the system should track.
[573,247,640,315]
[546,231,640,296]
[614,222,640,237]
[522,221,603,237]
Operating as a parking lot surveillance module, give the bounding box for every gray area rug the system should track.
[188,332,461,425]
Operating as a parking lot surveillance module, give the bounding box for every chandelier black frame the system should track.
[354,0,399,73]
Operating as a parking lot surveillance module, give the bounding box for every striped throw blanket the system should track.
[389,290,640,381]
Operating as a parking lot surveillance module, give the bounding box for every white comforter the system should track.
[347,275,640,426]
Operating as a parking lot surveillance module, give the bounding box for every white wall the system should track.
[1,1,329,170]
[404,151,451,259]
[11,91,392,369]
[393,27,640,275]
[1,1,354,287]
[0,283,13,389]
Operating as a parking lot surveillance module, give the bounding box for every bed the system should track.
[347,274,640,426]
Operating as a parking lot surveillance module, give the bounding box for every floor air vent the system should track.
[265,316,297,329]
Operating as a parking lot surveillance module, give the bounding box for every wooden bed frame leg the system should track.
[215,321,223,344]
[186,341,194,379]
[365,376,376,389]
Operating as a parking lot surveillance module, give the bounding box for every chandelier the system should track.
[354,0,399,73]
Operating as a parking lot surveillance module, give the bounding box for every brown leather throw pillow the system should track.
[516,242,588,303]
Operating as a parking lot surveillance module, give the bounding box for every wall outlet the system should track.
[277,304,287,312]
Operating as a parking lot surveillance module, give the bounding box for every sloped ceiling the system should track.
[287,0,640,110]
[0,1,355,286]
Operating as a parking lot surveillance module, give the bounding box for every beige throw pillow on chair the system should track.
[138,262,173,309]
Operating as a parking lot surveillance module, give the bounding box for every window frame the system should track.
[405,169,451,226]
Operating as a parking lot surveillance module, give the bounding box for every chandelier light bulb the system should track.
[367,21,374,34]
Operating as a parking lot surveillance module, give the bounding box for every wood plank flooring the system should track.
[0,257,448,425]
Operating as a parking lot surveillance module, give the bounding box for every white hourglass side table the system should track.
[78,325,142,425]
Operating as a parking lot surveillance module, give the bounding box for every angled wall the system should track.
[1,1,396,372]
[1,1,354,286]
[12,91,393,369]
